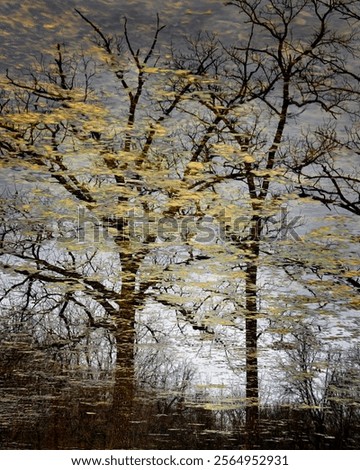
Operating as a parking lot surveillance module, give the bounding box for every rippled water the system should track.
[1,0,360,451]
[1,333,359,450]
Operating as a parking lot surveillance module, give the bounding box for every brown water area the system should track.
[1,333,359,450]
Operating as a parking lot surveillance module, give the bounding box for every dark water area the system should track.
[1,335,359,450]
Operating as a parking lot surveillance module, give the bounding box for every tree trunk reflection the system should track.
[244,223,261,445]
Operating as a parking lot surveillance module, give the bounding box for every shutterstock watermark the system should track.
[53,207,303,244]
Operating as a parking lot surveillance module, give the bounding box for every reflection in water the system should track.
[1,331,360,450]
[1,0,360,451]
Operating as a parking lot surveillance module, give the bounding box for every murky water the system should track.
[1,331,359,450]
